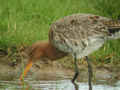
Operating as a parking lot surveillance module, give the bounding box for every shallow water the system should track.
[0,79,120,90]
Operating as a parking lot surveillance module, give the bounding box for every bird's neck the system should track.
[45,42,68,60]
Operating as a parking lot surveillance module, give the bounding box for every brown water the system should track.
[0,78,120,90]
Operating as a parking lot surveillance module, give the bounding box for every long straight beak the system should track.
[20,60,33,81]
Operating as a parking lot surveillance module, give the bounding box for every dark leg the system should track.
[72,53,79,90]
[72,53,79,82]
[85,56,93,90]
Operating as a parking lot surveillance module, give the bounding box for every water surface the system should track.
[0,79,120,90]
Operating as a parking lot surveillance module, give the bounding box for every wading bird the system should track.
[20,14,120,90]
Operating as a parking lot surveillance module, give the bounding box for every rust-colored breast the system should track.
[28,42,47,60]
[44,43,68,60]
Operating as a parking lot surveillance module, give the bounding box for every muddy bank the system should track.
[0,54,120,85]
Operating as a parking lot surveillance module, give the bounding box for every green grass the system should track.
[0,0,120,63]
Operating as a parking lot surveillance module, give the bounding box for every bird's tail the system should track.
[103,20,120,30]
[103,20,120,39]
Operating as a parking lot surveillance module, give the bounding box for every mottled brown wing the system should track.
[49,14,109,53]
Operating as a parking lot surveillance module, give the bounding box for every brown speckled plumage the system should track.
[20,14,120,88]
[49,14,120,58]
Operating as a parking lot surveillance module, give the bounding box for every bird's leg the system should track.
[72,53,79,83]
[71,53,79,90]
[19,60,33,81]
[85,56,93,90]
